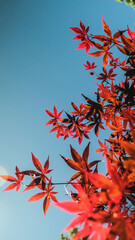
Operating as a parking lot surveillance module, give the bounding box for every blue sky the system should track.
[0,0,135,239]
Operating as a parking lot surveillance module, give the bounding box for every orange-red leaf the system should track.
[88,160,101,169]
[116,44,131,56]
[88,172,112,189]
[0,175,17,182]
[82,142,90,164]
[22,178,41,193]
[70,172,81,182]
[53,200,84,214]
[96,148,103,153]
[88,51,104,57]
[45,109,54,117]
[103,53,108,68]
[93,35,109,42]
[106,155,123,189]
[102,16,112,37]
[70,145,82,163]
[121,34,134,50]
[28,192,45,202]
[50,193,57,202]
[16,183,21,192]
[2,183,18,192]
[43,196,50,216]
[113,31,121,39]
[60,155,82,171]
[44,156,49,172]
[120,141,135,157]
[31,153,43,172]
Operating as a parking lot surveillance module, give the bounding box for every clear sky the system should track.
[0,0,135,240]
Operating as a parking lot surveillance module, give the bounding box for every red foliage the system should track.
[1,17,135,239]
[0,166,24,192]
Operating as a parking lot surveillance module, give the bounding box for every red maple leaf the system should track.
[93,17,121,45]
[0,166,24,192]
[97,67,117,83]
[70,102,87,117]
[20,153,53,192]
[45,105,63,126]
[76,35,94,53]
[83,61,97,70]
[69,21,89,41]
[28,177,57,216]
[61,143,100,182]
[96,140,108,159]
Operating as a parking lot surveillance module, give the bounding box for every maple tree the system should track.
[1,17,135,239]
[116,0,135,9]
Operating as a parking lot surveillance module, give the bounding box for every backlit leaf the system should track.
[53,200,84,214]
[31,153,43,172]
[43,196,50,216]
[82,142,90,164]
[70,145,82,163]
[28,192,45,202]
[102,17,112,37]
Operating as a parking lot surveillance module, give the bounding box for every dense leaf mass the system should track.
[1,17,135,240]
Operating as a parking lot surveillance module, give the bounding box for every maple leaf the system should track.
[88,172,122,204]
[69,21,94,56]
[60,143,100,182]
[93,17,121,46]
[76,35,94,53]
[97,67,117,83]
[28,192,51,216]
[121,33,135,53]
[82,94,103,115]
[31,153,52,177]
[102,16,112,38]
[20,153,52,192]
[109,57,119,69]
[21,177,42,193]
[84,122,105,137]
[96,82,117,104]
[106,155,128,192]
[83,61,97,70]
[106,114,124,138]
[96,140,108,159]
[28,177,57,216]
[45,105,63,126]
[53,183,93,225]
[53,200,84,214]
[0,166,24,192]
[88,42,113,67]
[70,127,90,145]
[117,59,131,73]
[49,123,68,139]
[80,95,104,137]
[53,183,110,239]
[61,111,90,143]
[70,102,87,117]
[69,21,89,41]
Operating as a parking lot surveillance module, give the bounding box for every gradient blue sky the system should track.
[0,1,135,240]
